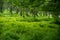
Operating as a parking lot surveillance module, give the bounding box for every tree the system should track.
[0,0,4,13]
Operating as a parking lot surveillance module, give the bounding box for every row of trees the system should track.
[0,0,60,23]
[0,0,52,16]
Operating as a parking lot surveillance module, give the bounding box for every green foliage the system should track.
[0,17,59,40]
[0,0,60,40]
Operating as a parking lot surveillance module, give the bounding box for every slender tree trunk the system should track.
[16,7,20,14]
[22,8,25,17]
[32,8,38,18]
[20,10,22,16]
[10,6,12,14]
[0,1,3,13]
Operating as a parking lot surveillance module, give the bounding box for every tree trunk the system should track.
[10,7,12,14]
[0,1,3,13]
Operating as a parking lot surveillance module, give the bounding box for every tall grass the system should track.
[0,17,59,40]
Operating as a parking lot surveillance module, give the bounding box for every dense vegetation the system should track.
[0,17,59,40]
[0,0,60,40]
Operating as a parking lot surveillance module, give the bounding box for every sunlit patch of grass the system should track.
[0,16,54,23]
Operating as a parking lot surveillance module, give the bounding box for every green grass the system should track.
[0,16,59,40]
[0,16,54,22]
